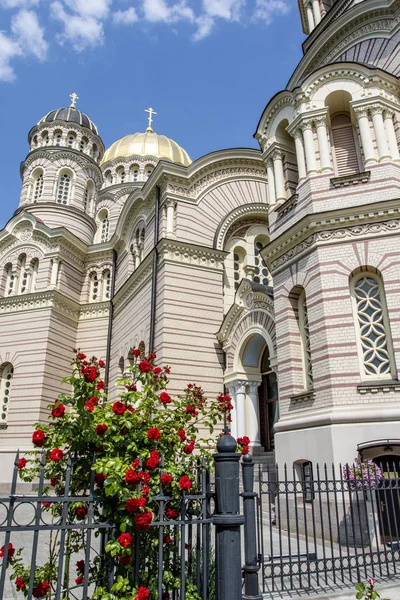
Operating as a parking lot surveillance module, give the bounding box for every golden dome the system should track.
[101,130,191,167]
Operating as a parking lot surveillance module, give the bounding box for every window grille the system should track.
[101,213,110,243]
[353,274,392,377]
[90,273,99,301]
[254,241,270,286]
[0,364,13,423]
[102,270,111,300]
[57,173,71,204]
[34,173,43,201]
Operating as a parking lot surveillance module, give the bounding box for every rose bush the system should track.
[4,349,233,599]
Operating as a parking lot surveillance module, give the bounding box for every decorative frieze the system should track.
[158,239,227,271]
[0,290,80,321]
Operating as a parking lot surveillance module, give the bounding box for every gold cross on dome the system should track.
[145,107,157,132]
[70,92,79,109]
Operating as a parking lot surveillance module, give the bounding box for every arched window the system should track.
[56,170,72,204]
[0,363,13,424]
[119,356,125,375]
[32,135,38,148]
[67,133,76,148]
[4,264,14,296]
[18,255,28,294]
[331,113,360,176]
[30,259,39,292]
[145,165,154,180]
[54,130,62,146]
[130,165,139,182]
[83,180,94,213]
[33,169,44,202]
[100,211,109,243]
[351,271,394,379]
[79,137,88,152]
[41,131,49,146]
[296,289,313,390]
[92,144,98,160]
[89,272,99,302]
[254,241,270,286]
[233,247,246,292]
[102,269,111,300]
[117,167,125,184]
[104,171,112,186]
[138,341,145,359]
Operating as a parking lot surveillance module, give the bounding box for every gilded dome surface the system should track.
[101,131,191,166]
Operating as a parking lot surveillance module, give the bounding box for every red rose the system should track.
[98,359,106,368]
[184,442,195,455]
[118,533,132,548]
[125,469,141,486]
[179,475,192,491]
[134,511,153,530]
[160,391,172,404]
[241,445,250,455]
[94,473,107,486]
[118,555,131,565]
[165,507,179,519]
[75,576,84,585]
[177,429,186,442]
[75,505,88,519]
[96,380,105,390]
[17,457,27,470]
[125,497,146,513]
[0,543,15,559]
[160,473,173,487]
[135,586,150,600]
[51,403,65,418]
[81,365,97,382]
[133,349,141,357]
[131,458,140,469]
[126,383,137,391]
[32,429,46,447]
[50,477,57,487]
[237,436,250,446]
[164,534,172,544]
[164,366,171,374]
[185,543,191,551]
[76,560,85,574]
[112,401,127,415]
[42,502,52,509]
[84,399,96,412]
[15,577,25,591]
[147,427,161,441]
[127,405,135,413]
[140,471,151,484]
[142,485,149,496]
[32,581,50,598]
[77,352,86,360]
[96,423,108,436]
[153,367,162,374]
[139,360,151,372]
[50,448,64,462]
[185,404,198,417]
[146,457,159,470]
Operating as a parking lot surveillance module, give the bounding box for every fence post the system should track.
[241,453,262,600]
[214,433,244,600]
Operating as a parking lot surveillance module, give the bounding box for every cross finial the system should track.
[145,107,157,132]
[70,93,79,109]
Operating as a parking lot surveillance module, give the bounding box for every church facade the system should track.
[0,0,399,482]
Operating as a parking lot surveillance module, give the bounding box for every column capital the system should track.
[314,115,328,128]
[272,148,284,161]
[300,119,314,132]
[233,380,247,394]
[353,106,370,119]
[370,103,384,117]
[247,381,260,394]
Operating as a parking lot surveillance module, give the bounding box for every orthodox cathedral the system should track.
[0,0,399,483]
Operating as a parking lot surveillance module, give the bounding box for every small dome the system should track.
[38,107,98,135]
[101,131,191,167]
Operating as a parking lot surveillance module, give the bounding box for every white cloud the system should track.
[113,6,138,24]
[51,0,105,50]
[0,31,21,81]
[141,0,194,23]
[201,0,244,20]
[192,13,213,40]
[253,0,290,23]
[0,0,39,7]
[11,9,48,60]
[63,0,112,19]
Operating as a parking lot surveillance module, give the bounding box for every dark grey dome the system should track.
[38,107,98,135]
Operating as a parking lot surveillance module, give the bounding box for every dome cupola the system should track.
[38,106,98,135]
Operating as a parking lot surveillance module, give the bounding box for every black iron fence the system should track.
[257,461,400,595]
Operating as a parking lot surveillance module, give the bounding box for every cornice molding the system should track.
[79,301,110,321]
[24,148,103,183]
[0,290,80,321]
[157,238,227,271]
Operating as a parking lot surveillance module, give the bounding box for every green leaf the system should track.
[355,584,365,592]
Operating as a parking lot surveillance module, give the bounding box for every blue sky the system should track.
[0,0,305,228]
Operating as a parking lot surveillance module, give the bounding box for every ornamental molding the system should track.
[158,239,227,271]
[30,120,103,148]
[24,149,102,180]
[0,290,80,321]
[214,203,269,250]
[268,217,400,273]
[79,301,110,321]
[257,94,295,141]
[0,237,48,267]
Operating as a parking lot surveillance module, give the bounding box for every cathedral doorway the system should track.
[258,345,278,451]
[372,454,400,544]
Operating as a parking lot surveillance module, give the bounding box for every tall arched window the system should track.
[89,272,99,302]
[4,264,14,297]
[104,171,112,186]
[117,167,125,183]
[67,133,76,148]
[80,137,88,152]
[351,271,394,379]
[0,363,13,424]
[30,259,39,292]
[41,131,49,146]
[254,241,270,286]
[101,211,109,243]
[233,247,246,292]
[130,165,139,182]
[17,254,28,294]
[102,269,111,300]
[54,130,62,146]
[331,113,360,176]
[33,169,44,202]
[145,165,154,180]
[83,180,94,214]
[297,290,314,390]
[56,170,72,204]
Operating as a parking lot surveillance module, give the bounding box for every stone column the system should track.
[234,381,247,438]
[49,257,60,287]
[166,200,175,238]
[247,381,261,446]
[384,111,400,161]
[302,122,318,174]
[355,108,376,165]
[293,129,307,181]
[226,384,237,440]
[272,150,286,203]
[267,160,276,205]
[306,4,315,31]
[312,0,321,24]
[315,116,332,172]
[371,106,390,161]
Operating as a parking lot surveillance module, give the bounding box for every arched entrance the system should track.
[258,345,278,451]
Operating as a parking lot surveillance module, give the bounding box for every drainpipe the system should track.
[149,185,160,354]
[104,248,117,393]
